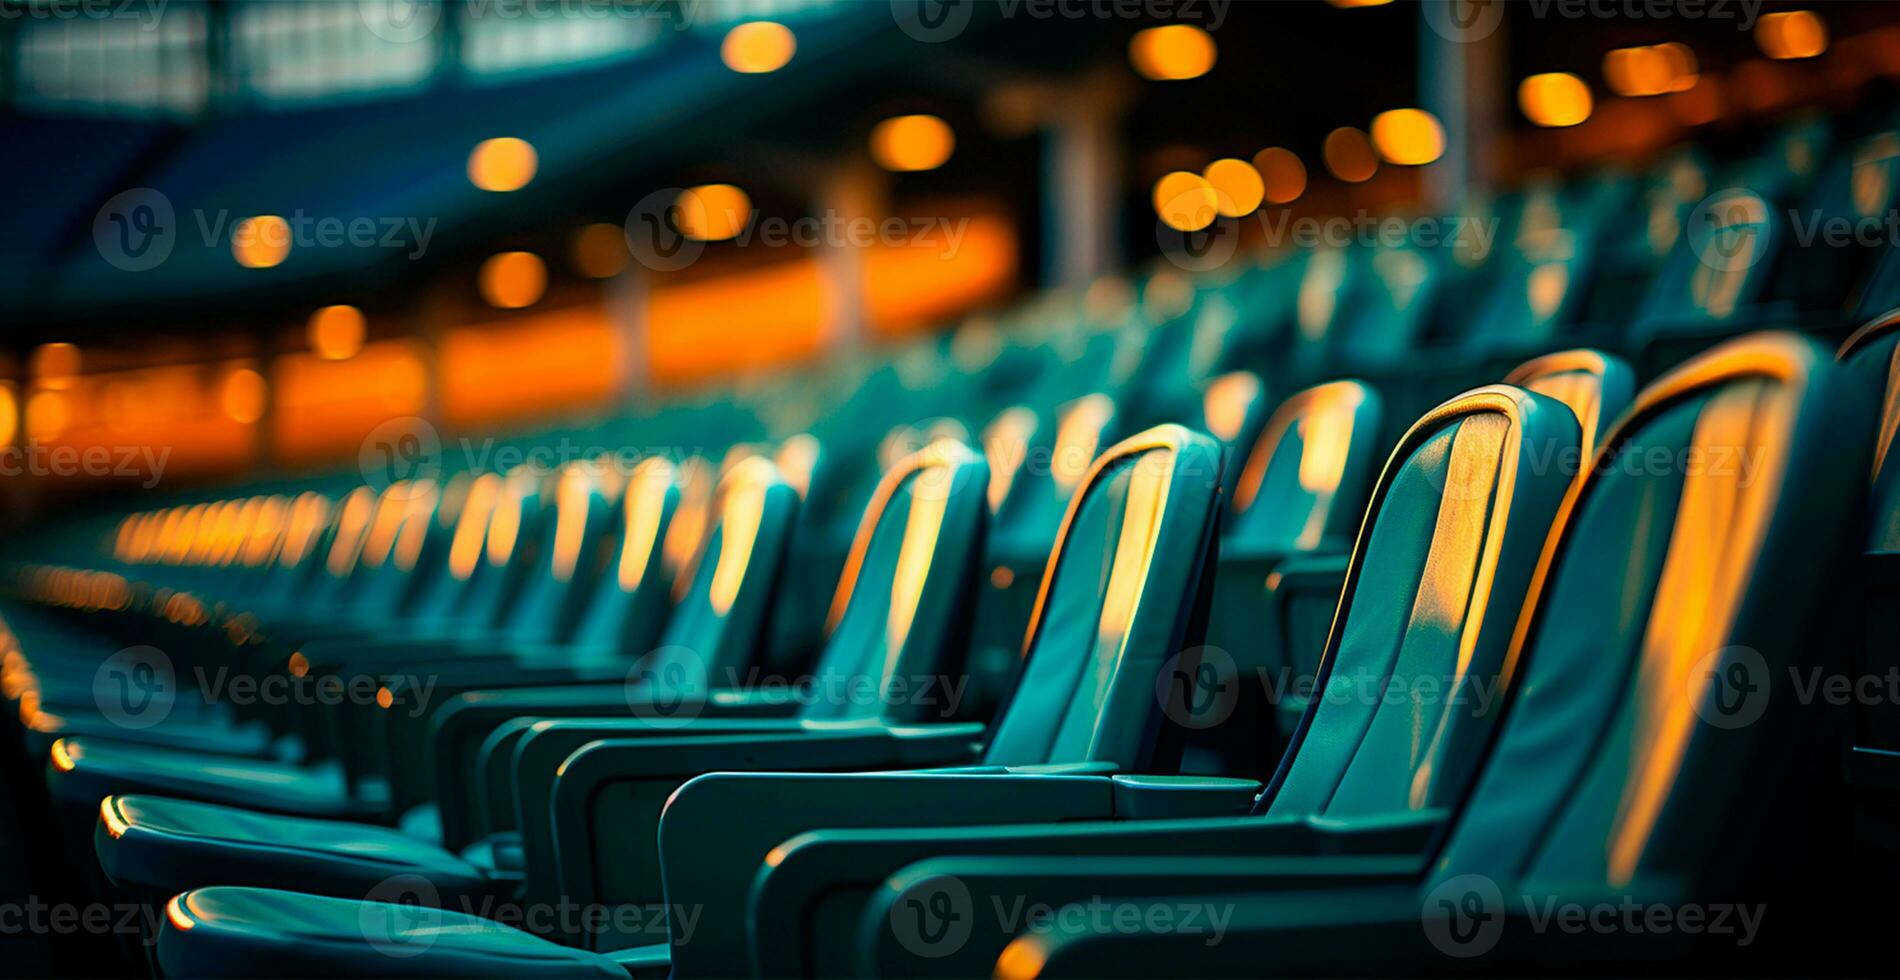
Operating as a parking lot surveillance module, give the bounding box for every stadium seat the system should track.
[148,423,1226,976]
[88,440,989,913]
[881,332,1875,978]
[704,374,1594,979]
[41,458,797,831]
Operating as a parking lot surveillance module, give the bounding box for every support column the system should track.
[1419,1,1504,209]
[607,262,651,403]
[815,160,886,352]
[1043,73,1129,288]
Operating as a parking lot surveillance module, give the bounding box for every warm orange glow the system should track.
[467,137,538,192]
[722,20,795,73]
[1153,171,1219,232]
[648,259,826,385]
[618,460,674,591]
[220,367,267,424]
[1051,394,1113,491]
[1605,42,1699,96]
[50,738,76,772]
[272,340,428,463]
[1370,108,1446,166]
[25,390,68,441]
[287,651,310,677]
[308,305,366,360]
[675,185,752,242]
[995,936,1050,980]
[232,215,291,269]
[165,894,195,932]
[1757,11,1826,60]
[1322,127,1379,182]
[862,213,1017,338]
[551,466,594,583]
[1202,372,1261,442]
[982,406,1036,511]
[1202,158,1264,217]
[485,473,531,566]
[30,343,80,389]
[448,475,501,579]
[708,460,772,615]
[1519,73,1594,127]
[479,251,548,309]
[375,686,394,709]
[100,797,130,838]
[1252,147,1307,204]
[0,383,16,445]
[870,114,956,172]
[1129,25,1215,81]
[571,223,629,279]
[443,307,620,428]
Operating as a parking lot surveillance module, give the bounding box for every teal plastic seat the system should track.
[43,460,787,830]
[83,456,810,905]
[925,333,1872,978]
[103,442,982,945]
[1836,313,1900,764]
[149,425,1224,977]
[157,888,621,979]
[713,378,1587,978]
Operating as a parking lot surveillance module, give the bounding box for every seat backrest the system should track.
[1262,385,1581,819]
[1630,186,1779,345]
[447,466,550,633]
[1196,371,1270,504]
[491,463,617,646]
[344,480,440,622]
[1226,380,1385,556]
[563,457,682,660]
[1840,310,1900,552]
[798,440,990,723]
[1503,348,1637,459]
[1433,333,1873,894]
[990,393,1118,559]
[635,456,799,700]
[979,424,1224,771]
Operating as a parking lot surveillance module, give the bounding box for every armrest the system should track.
[1010,871,1707,978]
[659,770,1122,978]
[929,865,1431,979]
[1110,776,1259,819]
[534,728,985,950]
[1261,553,1349,727]
[429,686,802,849]
[751,808,1443,978]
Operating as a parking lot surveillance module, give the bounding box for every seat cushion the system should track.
[157,887,623,978]
[97,796,490,902]
[49,737,383,820]
[26,710,279,763]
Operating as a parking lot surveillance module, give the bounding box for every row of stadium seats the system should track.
[5,105,1900,976]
